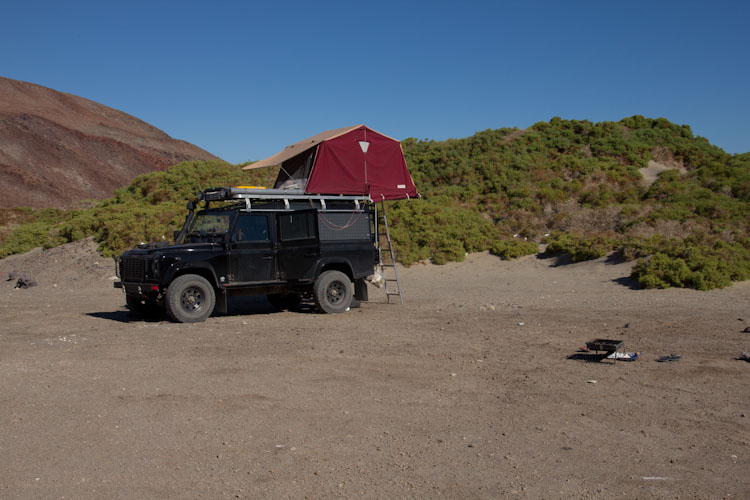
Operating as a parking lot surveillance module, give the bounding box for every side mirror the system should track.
[186,200,196,210]
[173,230,180,242]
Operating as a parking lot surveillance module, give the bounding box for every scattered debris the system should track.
[570,339,631,364]
[587,380,597,384]
[44,335,79,345]
[606,351,640,361]
[14,277,38,289]
[738,352,750,363]
[7,270,38,288]
[586,339,624,353]
[367,271,384,288]
[641,476,672,481]
[657,354,681,362]
[741,327,750,333]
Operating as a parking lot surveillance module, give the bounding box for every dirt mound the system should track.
[0,236,113,287]
[0,76,221,208]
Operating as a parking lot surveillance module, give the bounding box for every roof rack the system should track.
[197,186,372,212]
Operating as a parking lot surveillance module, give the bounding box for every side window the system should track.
[232,214,269,242]
[278,212,317,241]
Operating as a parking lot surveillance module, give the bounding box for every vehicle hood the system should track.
[120,242,221,257]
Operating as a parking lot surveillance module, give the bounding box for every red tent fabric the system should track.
[243,125,418,201]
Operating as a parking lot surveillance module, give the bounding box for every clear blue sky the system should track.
[2,0,748,163]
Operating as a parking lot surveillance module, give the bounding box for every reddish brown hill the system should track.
[0,77,221,208]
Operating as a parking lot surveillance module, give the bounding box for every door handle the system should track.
[304,252,316,257]
[263,256,273,260]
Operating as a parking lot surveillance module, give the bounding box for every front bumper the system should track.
[114,281,161,295]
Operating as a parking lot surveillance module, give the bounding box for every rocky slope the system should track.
[0,76,221,208]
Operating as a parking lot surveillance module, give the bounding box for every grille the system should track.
[120,258,147,282]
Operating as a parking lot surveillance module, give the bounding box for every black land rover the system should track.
[115,188,377,322]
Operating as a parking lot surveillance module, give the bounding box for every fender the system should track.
[162,261,220,288]
[312,257,355,281]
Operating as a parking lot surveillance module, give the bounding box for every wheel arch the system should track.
[166,265,219,289]
[316,260,354,281]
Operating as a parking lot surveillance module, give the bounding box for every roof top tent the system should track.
[242,125,418,201]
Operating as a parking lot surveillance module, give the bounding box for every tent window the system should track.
[274,150,315,190]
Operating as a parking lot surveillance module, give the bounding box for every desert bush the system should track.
[0,208,68,257]
[490,238,538,260]
[0,161,257,258]
[2,117,749,291]
[0,221,63,258]
[388,197,500,265]
[632,238,750,290]
[620,236,665,261]
[544,232,618,262]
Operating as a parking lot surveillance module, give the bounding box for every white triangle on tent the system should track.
[358,141,370,153]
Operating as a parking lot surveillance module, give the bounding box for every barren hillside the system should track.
[0,76,221,208]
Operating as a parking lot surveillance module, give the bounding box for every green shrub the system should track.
[2,117,749,291]
[620,236,665,261]
[388,197,500,265]
[0,220,62,258]
[490,238,538,259]
[544,233,617,262]
[633,238,750,290]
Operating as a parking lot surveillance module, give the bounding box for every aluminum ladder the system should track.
[375,201,404,304]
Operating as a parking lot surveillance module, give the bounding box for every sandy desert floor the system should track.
[1,239,748,499]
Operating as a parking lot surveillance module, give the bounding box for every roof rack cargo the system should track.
[197,186,372,212]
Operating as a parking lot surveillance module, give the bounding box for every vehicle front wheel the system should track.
[165,274,216,323]
[313,270,353,314]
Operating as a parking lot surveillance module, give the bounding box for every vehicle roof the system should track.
[198,200,371,213]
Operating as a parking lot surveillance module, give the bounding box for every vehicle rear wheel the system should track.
[313,270,353,314]
[166,274,216,323]
[267,293,301,310]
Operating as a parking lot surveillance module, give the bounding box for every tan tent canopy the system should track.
[244,126,362,170]
[242,125,418,200]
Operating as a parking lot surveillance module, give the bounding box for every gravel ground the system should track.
[1,240,748,499]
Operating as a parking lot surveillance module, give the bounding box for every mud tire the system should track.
[166,274,215,323]
[313,271,353,314]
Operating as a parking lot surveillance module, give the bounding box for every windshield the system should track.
[184,212,231,242]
